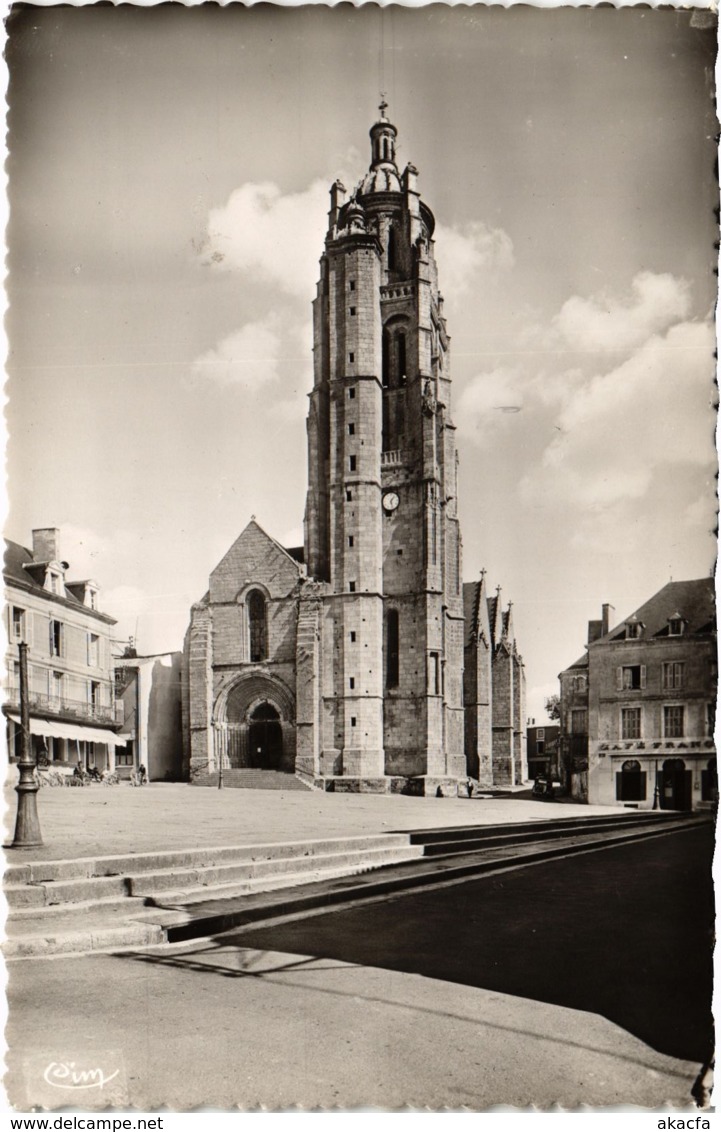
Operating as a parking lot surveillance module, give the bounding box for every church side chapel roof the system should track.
[598,578,715,645]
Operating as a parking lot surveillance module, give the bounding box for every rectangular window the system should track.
[88,633,99,667]
[348,423,355,435]
[621,708,641,740]
[350,632,356,643]
[346,490,353,502]
[664,705,684,738]
[662,662,684,691]
[707,702,716,737]
[349,386,355,398]
[351,717,357,727]
[537,740,545,754]
[349,280,356,291]
[537,728,545,740]
[349,677,355,689]
[349,581,356,593]
[349,353,355,364]
[349,455,356,472]
[429,651,440,695]
[49,620,63,658]
[348,536,354,548]
[51,670,63,700]
[11,607,24,641]
[386,610,399,689]
[619,665,645,690]
[349,307,356,316]
[89,681,100,709]
[571,709,588,735]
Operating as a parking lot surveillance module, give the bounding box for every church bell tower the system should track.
[304,104,466,786]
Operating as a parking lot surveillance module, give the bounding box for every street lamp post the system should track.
[11,641,43,848]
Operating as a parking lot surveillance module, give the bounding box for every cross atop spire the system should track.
[379,94,388,119]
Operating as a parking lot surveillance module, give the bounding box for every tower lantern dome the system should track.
[360,99,402,195]
[370,98,398,169]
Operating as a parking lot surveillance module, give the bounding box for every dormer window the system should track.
[625,618,644,640]
[667,614,684,636]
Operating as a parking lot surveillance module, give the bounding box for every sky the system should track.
[4,3,718,722]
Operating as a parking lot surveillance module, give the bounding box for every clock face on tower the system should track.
[382,492,400,513]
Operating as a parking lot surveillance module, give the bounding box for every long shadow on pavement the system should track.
[129,823,715,1064]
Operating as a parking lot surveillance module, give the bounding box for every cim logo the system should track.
[43,1061,120,1091]
[24,1051,129,1108]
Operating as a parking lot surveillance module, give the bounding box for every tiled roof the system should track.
[600,578,715,644]
[4,539,35,588]
[4,538,116,624]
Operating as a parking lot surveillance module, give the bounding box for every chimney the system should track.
[602,603,614,636]
[32,527,60,563]
[587,619,603,645]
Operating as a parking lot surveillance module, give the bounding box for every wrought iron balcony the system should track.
[3,685,123,726]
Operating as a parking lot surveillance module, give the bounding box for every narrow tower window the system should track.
[247,589,267,663]
[397,333,406,383]
[387,225,396,271]
[386,610,400,689]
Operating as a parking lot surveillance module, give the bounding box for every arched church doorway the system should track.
[248,702,283,769]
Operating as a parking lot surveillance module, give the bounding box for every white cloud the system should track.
[521,318,716,507]
[200,179,329,300]
[455,367,525,437]
[550,271,691,355]
[435,221,514,295]
[192,316,281,388]
[685,492,718,532]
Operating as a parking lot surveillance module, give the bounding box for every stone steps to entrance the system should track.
[190,769,313,790]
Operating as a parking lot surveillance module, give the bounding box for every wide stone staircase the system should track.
[4,833,424,958]
[4,809,706,958]
[190,769,313,791]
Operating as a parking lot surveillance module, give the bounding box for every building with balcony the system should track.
[4,528,126,774]
[558,579,716,811]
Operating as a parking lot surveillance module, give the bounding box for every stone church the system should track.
[182,106,526,793]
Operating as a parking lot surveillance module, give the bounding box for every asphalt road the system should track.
[208,821,716,1064]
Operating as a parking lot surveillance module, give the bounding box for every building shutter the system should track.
[640,665,646,689]
[616,667,623,691]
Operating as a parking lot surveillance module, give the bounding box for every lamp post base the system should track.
[11,771,44,849]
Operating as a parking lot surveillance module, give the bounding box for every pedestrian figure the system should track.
[138,763,148,785]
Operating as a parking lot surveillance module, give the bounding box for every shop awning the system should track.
[7,714,127,747]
